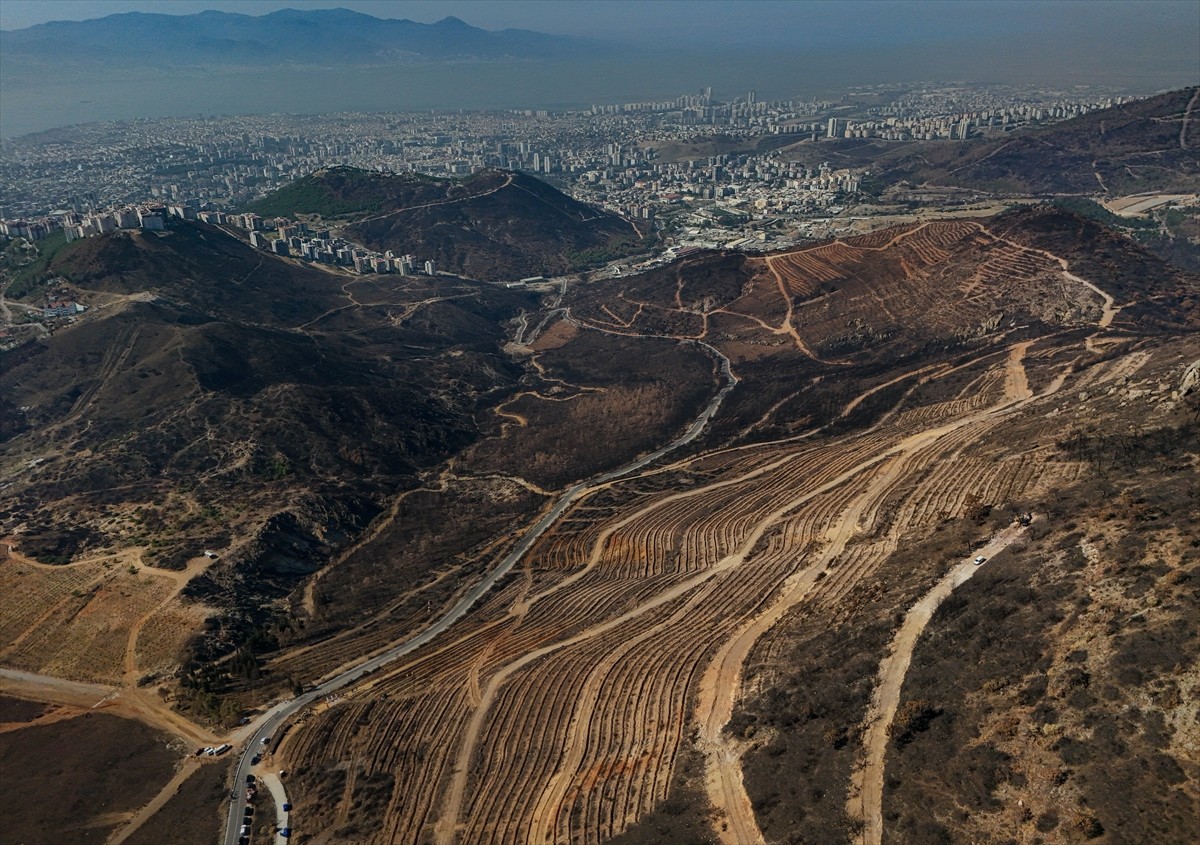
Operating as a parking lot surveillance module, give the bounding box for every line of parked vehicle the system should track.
[196,743,232,756]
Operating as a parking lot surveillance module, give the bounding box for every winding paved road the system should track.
[221,339,737,845]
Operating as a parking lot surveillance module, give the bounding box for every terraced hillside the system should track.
[3,203,1195,845]
[261,209,1197,845]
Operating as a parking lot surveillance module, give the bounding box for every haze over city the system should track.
[1,0,1197,136]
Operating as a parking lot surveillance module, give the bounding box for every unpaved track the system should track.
[354,172,514,225]
[435,448,896,845]
[696,459,887,845]
[851,520,1032,845]
[1,552,219,750]
[122,554,212,684]
[0,668,114,708]
[1,549,219,747]
[1181,87,1200,149]
[698,339,1040,844]
[975,223,1123,344]
[760,255,837,363]
[439,334,1036,845]
[106,759,202,845]
[1004,341,1034,401]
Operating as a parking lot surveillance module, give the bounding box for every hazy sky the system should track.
[2,0,1198,52]
[2,0,1197,136]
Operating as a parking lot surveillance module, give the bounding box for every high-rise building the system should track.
[138,210,164,230]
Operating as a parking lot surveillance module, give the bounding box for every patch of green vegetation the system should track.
[244,167,437,219]
[565,237,642,271]
[1051,197,1156,231]
[245,181,384,218]
[1162,207,1189,227]
[2,231,80,298]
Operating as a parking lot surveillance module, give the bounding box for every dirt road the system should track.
[354,172,514,225]
[105,759,202,845]
[975,222,1123,341]
[0,668,115,709]
[696,339,1042,843]
[225,336,740,845]
[851,520,1033,845]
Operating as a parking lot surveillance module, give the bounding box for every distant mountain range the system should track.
[0,8,602,70]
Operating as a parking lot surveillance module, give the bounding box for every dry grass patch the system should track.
[4,565,175,683]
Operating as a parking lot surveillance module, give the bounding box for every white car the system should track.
[973,555,986,565]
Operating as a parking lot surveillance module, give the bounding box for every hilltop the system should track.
[243,167,459,219]
[796,86,1200,196]
[0,221,534,687]
[246,167,646,281]
[255,206,1197,845]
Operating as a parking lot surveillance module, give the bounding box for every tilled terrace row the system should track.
[473,474,880,845]
[277,345,1047,844]
[279,406,918,844]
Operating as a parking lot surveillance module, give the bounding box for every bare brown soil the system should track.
[881,403,1199,845]
[853,520,1033,845]
[0,707,183,845]
[120,762,230,845]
